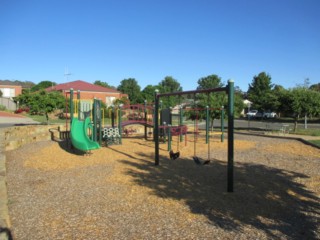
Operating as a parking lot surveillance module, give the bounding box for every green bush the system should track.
[0,105,6,111]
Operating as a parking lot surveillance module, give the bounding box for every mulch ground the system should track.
[5,131,320,240]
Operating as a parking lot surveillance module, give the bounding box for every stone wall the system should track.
[0,124,66,239]
[4,124,65,151]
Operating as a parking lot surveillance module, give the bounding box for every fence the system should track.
[0,97,17,111]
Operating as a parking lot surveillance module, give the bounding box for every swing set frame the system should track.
[154,80,235,192]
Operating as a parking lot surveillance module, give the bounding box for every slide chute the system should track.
[70,117,100,152]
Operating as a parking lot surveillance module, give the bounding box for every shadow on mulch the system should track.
[53,139,89,156]
[118,151,319,239]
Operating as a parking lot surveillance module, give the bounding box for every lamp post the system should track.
[247,102,251,129]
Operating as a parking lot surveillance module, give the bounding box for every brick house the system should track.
[0,85,22,110]
[0,85,22,98]
[46,80,128,106]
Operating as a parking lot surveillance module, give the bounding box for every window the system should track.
[0,88,15,97]
[106,96,116,106]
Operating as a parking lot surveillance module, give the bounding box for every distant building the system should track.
[0,85,22,110]
[0,85,22,98]
[46,80,128,106]
[241,99,253,116]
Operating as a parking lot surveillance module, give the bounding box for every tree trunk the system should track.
[304,114,308,129]
[293,116,299,132]
[211,118,215,131]
[45,112,49,124]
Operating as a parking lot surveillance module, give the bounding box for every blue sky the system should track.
[1,0,319,92]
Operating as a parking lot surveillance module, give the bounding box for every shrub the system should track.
[14,107,30,114]
[0,105,6,111]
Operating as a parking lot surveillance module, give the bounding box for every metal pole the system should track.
[111,105,115,128]
[221,106,225,142]
[206,106,209,144]
[227,80,234,192]
[155,90,160,165]
[179,105,183,142]
[98,100,102,146]
[119,106,122,144]
[168,125,171,151]
[93,98,97,141]
[144,100,147,140]
[70,88,74,121]
[77,90,81,120]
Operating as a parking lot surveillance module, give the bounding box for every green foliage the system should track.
[197,74,224,89]
[189,75,245,125]
[247,72,275,111]
[0,90,2,97]
[14,90,65,123]
[117,78,143,104]
[94,80,116,89]
[0,104,6,111]
[142,85,159,103]
[308,140,320,147]
[234,91,246,118]
[158,76,182,108]
[279,87,320,131]
[31,81,56,92]
[196,74,225,121]
[310,83,320,91]
[295,128,320,137]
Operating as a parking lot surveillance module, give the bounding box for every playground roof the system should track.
[46,80,121,93]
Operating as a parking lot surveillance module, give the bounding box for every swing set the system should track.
[154,80,235,192]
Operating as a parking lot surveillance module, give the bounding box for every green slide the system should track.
[70,117,100,152]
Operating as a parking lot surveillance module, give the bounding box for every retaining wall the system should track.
[0,124,65,239]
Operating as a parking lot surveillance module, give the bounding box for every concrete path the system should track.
[0,111,39,128]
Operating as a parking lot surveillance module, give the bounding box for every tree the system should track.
[272,85,286,116]
[310,83,320,91]
[117,78,143,104]
[191,75,245,128]
[191,75,224,128]
[141,85,159,103]
[197,74,224,90]
[158,76,182,108]
[247,72,275,111]
[31,81,56,92]
[281,87,320,131]
[94,80,116,89]
[0,90,2,97]
[14,90,65,123]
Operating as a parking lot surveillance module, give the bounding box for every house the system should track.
[0,85,22,98]
[0,85,22,110]
[241,99,252,116]
[46,80,128,106]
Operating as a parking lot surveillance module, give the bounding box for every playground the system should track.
[5,132,320,239]
[3,83,320,239]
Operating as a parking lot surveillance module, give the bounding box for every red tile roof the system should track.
[46,80,120,93]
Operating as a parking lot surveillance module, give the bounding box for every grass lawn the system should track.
[294,128,320,136]
[22,113,66,125]
[308,140,320,147]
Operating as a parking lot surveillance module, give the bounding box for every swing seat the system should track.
[193,156,210,165]
[193,156,201,165]
[169,150,180,160]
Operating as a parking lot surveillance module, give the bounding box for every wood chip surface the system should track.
[6,133,320,239]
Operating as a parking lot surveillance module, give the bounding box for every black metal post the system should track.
[227,80,234,192]
[154,90,159,165]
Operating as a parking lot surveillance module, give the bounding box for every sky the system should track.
[1,0,319,92]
